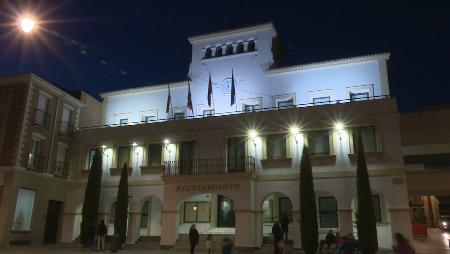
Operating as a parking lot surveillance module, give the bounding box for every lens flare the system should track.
[19,17,37,34]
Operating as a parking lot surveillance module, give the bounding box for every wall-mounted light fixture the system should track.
[248,129,258,146]
[164,139,171,153]
[334,122,345,141]
[289,126,301,144]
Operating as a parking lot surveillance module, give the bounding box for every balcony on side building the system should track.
[164,156,255,176]
[33,109,50,128]
[53,161,69,178]
[27,153,45,172]
[58,121,76,138]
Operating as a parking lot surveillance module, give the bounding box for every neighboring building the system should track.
[401,106,450,229]
[0,23,425,250]
[0,74,84,245]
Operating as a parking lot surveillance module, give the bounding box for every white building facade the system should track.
[1,23,413,249]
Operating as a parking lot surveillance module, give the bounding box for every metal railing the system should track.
[33,109,50,127]
[59,121,76,137]
[164,156,255,176]
[53,161,69,178]
[80,95,390,130]
[27,153,45,172]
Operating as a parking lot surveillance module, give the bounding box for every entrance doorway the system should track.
[217,195,235,227]
[43,200,63,244]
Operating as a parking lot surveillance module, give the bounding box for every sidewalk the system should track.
[412,228,450,254]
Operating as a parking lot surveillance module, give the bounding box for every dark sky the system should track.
[1,1,449,111]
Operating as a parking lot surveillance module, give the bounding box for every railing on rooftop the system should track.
[80,95,390,130]
[164,156,255,176]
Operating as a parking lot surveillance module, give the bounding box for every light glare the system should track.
[334,122,344,132]
[248,129,258,139]
[20,17,36,34]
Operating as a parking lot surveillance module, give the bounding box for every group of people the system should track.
[320,230,357,254]
[320,230,415,254]
[189,224,233,254]
[271,214,290,254]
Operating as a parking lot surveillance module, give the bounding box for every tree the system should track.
[80,149,103,245]
[299,145,318,254]
[114,162,129,245]
[355,132,378,254]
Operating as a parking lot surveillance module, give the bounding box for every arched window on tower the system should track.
[204,47,212,59]
[247,40,256,52]
[215,46,223,57]
[226,44,234,55]
[236,42,244,53]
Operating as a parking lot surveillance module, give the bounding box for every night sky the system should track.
[1,1,449,111]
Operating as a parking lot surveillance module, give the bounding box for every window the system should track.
[12,188,36,232]
[60,106,73,135]
[266,134,287,159]
[117,146,131,168]
[350,92,370,101]
[87,148,96,170]
[119,119,128,126]
[244,104,258,113]
[35,94,49,126]
[262,200,274,222]
[203,109,214,117]
[247,40,256,51]
[147,144,162,166]
[372,195,382,222]
[204,47,212,59]
[226,44,233,55]
[313,96,331,105]
[307,130,330,156]
[319,197,338,228]
[173,112,185,120]
[183,202,210,223]
[277,99,294,109]
[28,136,42,169]
[141,115,155,123]
[215,46,222,57]
[352,126,377,153]
[140,201,149,228]
[236,42,244,53]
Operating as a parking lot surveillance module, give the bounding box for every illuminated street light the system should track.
[334,122,345,140]
[19,16,37,34]
[290,126,301,144]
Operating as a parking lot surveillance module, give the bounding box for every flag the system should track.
[187,78,193,112]
[230,69,236,106]
[166,84,171,114]
[207,74,213,107]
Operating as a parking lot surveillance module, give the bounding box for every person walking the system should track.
[280,214,289,240]
[392,233,415,254]
[96,220,107,251]
[189,224,200,254]
[272,221,283,254]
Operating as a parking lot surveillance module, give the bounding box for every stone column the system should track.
[389,208,412,244]
[127,212,141,244]
[255,210,264,247]
[160,210,178,249]
[338,208,353,235]
[292,210,301,249]
[234,210,257,249]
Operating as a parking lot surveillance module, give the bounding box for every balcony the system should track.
[164,156,255,176]
[33,109,50,128]
[53,161,69,178]
[27,153,45,172]
[59,121,76,138]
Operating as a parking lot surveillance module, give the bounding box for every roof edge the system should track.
[100,80,188,98]
[268,53,391,75]
[188,22,277,44]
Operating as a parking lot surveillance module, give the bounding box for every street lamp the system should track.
[18,16,37,34]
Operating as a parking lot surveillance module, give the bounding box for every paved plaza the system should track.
[0,229,449,254]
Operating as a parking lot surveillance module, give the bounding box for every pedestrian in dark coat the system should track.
[280,214,290,240]
[189,224,200,254]
[96,220,107,251]
[272,221,283,254]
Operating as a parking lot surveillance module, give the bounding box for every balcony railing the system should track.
[27,153,45,172]
[80,95,390,130]
[59,121,76,137]
[164,156,255,176]
[53,161,69,178]
[33,109,50,127]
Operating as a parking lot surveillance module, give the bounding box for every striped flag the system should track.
[231,69,236,106]
[166,84,171,114]
[187,77,193,112]
[207,74,213,107]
